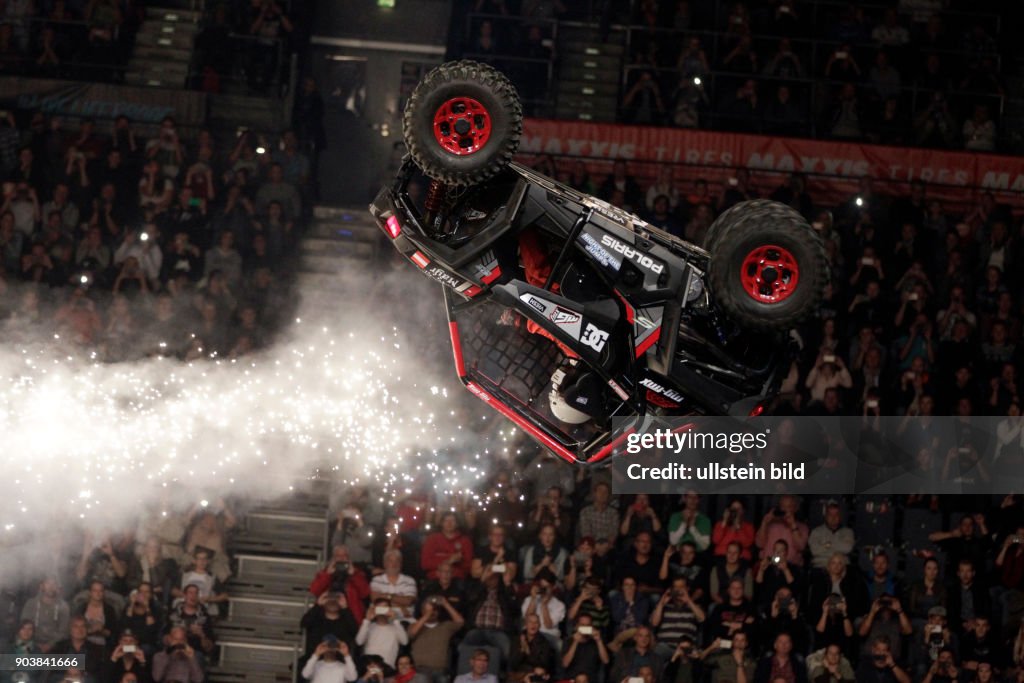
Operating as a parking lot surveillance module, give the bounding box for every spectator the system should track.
[701,631,757,683]
[453,649,498,683]
[309,544,372,623]
[577,482,619,556]
[668,492,711,552]
[753,632,807,683]
[20,577,70,653]
[856,636,911,683]
[808,643,855,683]
[521,523,568,585]
[461,572,517,663]
[369,550,417,622]
[255,162,302,220]
[302,637,358,683]
[152,626,203,683]
[808,503,855,570]
[356,597,409,669]
[301,590,359,658]
[962,105,995,152]
[650,577,705,659]
[509,612,557,679]
[167,584,214,657]
[872,10,909,47]
[945,560,991,634]
[408,595,465,680]
[107,629,151,683]
[560,615,610,680]
[521,568,565,643]
[712,499,756,559]
[710,542,753,604]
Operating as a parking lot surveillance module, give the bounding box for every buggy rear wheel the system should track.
[403,60,522,186]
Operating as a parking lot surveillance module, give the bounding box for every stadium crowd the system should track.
[0,107,310,361]
[463,0,1010,151]
[8,469,1024,683]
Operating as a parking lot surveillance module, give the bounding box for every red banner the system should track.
[520,119,1024,211]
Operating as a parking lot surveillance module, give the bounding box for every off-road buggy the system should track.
[370,61,827,467]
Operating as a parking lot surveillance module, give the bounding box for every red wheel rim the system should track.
[740,244,800,304]
[432,97,492,156]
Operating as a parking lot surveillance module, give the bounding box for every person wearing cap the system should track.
[105,629,150,683]
[301,635,357,683]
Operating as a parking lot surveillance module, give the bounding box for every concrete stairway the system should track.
[126,6,200,88]
[296,206,384,295]
[209,484,330,683]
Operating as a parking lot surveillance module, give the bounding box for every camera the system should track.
[879,597,892,609]
[778,596,793,611]
[1012,535,1022,544]
[336,562,350,573]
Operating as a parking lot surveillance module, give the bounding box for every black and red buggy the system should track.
[370,61,827,467]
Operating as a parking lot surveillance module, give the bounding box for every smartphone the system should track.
[824,354,836,364]
[188,197,201,208]
[905,371,916,380]
[812,221,824,230]
[728,177,739,187]
[861,257,874,266]
[720,639,733,648]
[374,606,390,616]
[492,563,506,573]
[908,292,919,301]
[866,399,879,409]
[628,678,645,683]
[123,644,137,653]
[778,4,791,13]
[835,51,848,59]
[578,625,594,635]
[957,446,970,454]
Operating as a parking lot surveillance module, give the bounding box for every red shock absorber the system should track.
[424,179,445,213]
[423,178,447,235]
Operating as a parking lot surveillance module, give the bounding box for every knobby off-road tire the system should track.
[705,199,827,332]
[403,60,523,186]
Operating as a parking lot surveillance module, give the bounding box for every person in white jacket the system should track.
[301,636,358,683]
[355,598,409,668]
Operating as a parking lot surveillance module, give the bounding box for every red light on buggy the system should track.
[749,404,764,417]
[385,215,402,238]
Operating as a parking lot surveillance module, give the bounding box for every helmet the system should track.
[548,364,602,425]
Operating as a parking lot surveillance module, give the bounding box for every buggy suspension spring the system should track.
[424,179,448,235]
[424,179,446,213]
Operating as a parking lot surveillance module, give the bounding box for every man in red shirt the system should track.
[309,545,371,622]
[421,513,473,580]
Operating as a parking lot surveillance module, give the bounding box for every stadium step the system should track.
[127,6,198,87]
[209,639,299,683]
[555,25,624,123]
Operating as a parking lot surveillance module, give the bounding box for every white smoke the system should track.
[0,266,515,584]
